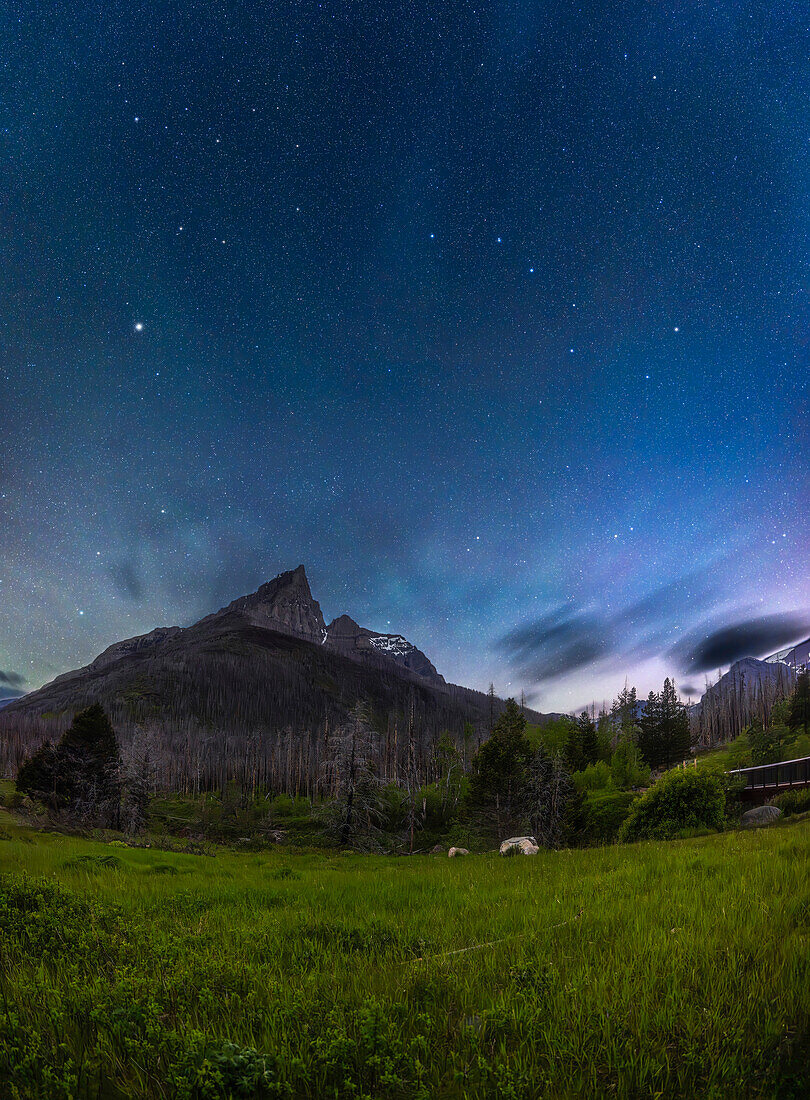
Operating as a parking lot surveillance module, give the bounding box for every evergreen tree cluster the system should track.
[470,699,572,845]
[17,704,122,828]
[638,678,692,770]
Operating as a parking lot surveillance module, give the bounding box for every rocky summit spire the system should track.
[217,565,327,643]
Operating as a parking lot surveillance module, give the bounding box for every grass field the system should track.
[0,808,808,1098]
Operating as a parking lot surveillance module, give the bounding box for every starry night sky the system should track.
[2,1,808,712]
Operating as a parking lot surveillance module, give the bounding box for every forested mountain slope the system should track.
[0,567,549,790]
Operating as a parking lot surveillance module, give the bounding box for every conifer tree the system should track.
[787,668,810,736]
[17,704,121,826]
[612,683,638,738]
[563,720,584,774]
[462,721,474,771]
[659,678,692,768]
[637,680,691,769]
[576,711,600,767]
[16,741,59,808]
[321,701,383,848]
[638,690,661,768]
[470,698,532,832]
[59,703,122,824]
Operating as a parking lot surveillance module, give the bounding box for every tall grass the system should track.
[0,809,808,1097]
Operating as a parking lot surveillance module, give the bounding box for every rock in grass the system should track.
[741,805,782,827]
[448,847,469,857]
[499,836,539,856]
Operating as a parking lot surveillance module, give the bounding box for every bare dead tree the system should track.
[320,701,384,848]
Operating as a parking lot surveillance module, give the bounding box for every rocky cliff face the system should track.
[205,569,446,686]
[207,565,327,644]
[41,566,447,696]
[692,656,796,747]
[324,614,446,685]
[87,627,183,672]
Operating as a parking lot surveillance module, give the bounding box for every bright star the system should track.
[134,322,144,332]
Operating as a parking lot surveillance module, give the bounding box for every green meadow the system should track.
[0,808,808,1099]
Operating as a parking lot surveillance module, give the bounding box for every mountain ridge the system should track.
[0,566,550,787]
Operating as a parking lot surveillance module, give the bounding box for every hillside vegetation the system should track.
[0,811,808,1099]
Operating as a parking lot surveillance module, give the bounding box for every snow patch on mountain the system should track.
[368,634,415,658]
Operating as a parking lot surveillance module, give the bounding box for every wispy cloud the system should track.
[670,612,810,673]
[0,670,26,689]
[497,568,721,685]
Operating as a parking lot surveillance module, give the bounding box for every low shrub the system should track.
[193,1039,290,1098]
[63,854,122,871]
[150,863,179,875]
[619,768,725,842]
[0,875,120,962]
[572,760,613,794]
[268,794,296,818]
[572,789,637,845]
[773,788,810,817]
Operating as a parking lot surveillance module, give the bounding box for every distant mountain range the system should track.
[0,566,550,787]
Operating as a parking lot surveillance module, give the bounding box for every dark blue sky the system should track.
[2,1,808,711]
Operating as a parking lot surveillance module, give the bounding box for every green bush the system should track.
[691,757,747,823]
[773,788,810,817]
[567,789,637,846]
[610,737,650,790]
[194,1039,290,1098]
[619,768,725,842]
[268,794,296,818]
[572,760,613,794]
[379,784,408,831]
[417,784,456,830]
[579,790,638,845]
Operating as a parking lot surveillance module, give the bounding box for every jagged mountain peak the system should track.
[246,564,312,601]
[211,565,326,643]
[327,613,362,636]
[324,613,445,686]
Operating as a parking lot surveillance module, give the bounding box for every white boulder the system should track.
[499,836,539,856]
[448,847,469,857]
